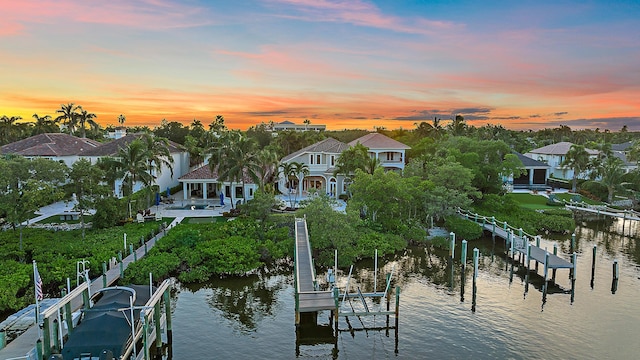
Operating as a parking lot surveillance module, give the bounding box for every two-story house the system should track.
[348,133,410,172]
[524,142,599,180]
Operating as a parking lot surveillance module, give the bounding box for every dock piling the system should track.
[552,244,558,282]
[102,262,107,288]
[472,248,479,312]
[613,260,619,280]
[461,240,468,268]
[591,245,597,288]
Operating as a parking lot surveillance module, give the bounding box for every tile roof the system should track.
[348,133,411,150]
[179,163,257,183]
[527,142,599,155]
[1,133,101,156]
[612,141,633,152]
[282,137,349,161]
[78,134,184,156]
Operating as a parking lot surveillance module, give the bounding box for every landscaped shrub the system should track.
[579,181,607,201]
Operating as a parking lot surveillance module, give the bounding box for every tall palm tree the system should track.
[279,161,297,207]
[292,161,309,205]
[76,106,97,138]
[256,148,280,192]
[561,144,590,192]
[111,139,155,196]
[55,103,80,135]
[118,114,126,127]
[447,115,467,136]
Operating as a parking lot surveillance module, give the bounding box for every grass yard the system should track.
[506,193,555,210]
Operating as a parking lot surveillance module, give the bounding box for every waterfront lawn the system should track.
[186,217,228,224]
[506,193,553,210]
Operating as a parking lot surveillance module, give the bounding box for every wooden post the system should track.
[65,301,73,335]
[118,251,124,278]
[0,329,5,350]
[461,240,468,268]
[163,290,173,342]
[142,310,150,360]
[52,319,60,353]
[36,339,43,360]
[154,302,162,350]
[552,243,558,282]
[613,260,619,280]
[572,252,577,280]
[472,248,479,312]
[82,286,90,310]
[491,217,496,240]
[571,233,576,253]
[543,248,549,302]
[102,261,108,288]
[449,232,456,262]
[43,317,51,358]
[518,228,523,238]
[374,249,378,293]
[510,230,515,258]
[394,286,400,330]
[591,245,597,288]
[535,236,540,271]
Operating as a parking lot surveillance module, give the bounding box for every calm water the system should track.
[167,218,640,359]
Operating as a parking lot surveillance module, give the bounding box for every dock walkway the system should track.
[0,217,184,360]
[458,209,574,270]
[294,218,334,316]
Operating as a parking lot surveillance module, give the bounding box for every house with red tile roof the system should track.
[0,133,101,167]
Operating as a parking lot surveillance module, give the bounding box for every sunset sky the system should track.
[1,0,639,131]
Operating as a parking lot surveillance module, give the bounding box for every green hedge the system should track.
[444,216,483,240]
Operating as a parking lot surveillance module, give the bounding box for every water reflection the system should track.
[177,264,291,332]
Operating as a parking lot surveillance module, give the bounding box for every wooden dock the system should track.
[0,217,183,360]
[458,209,575,270]
[565,203,640,221]
[294,218,335,320]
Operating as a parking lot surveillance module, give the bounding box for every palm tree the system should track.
[561,144,590,192]
[279,162,297,207]
[31,113,57,135]
[118,114,126,127]
[256,148,280,192]
[55,103,80,135]
[598,157,626,203]
[112,139,155,196]
[0,115,22,145]
[208,131,259,208]
[293,161,309,205]
[76,106,97,138]
[447,115,467,136]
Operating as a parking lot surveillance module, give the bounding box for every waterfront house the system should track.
[177,164,258,205]
[0,133,101,168]
[524,141,599,180]
[348,133,410,172]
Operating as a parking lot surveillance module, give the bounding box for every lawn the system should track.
[506,193,554,210]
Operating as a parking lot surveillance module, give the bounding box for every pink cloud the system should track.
[265,0,463,35]
[2,0,213,33]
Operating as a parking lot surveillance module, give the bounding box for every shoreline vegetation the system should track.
[1,120,638,317]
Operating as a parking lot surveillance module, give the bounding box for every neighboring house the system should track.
[271,120,326,133]
[348,133,410,172]
[612,141,638,174]
[0,133,101,168]
[278,137,350,198]
[107,127,128,140]
[77,134,189,198]
[508,152,550,190]
[524,142,599,179]
[178,164,258,205]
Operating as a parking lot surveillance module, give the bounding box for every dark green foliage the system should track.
[474,194,575,234]
[92,197,121,228]
[579,181,607,201]
[444,216,483,240]
[0,222,161,312]
[123,218,294,284]
[541,208,574,217]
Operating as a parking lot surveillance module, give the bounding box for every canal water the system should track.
[168,218,640,359]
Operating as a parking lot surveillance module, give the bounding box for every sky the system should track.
[1,0,639,131]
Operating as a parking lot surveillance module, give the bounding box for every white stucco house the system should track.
[1,132,190,199]
[278,137,350,198]
[277,133,411,198]
[524,142,599,180]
